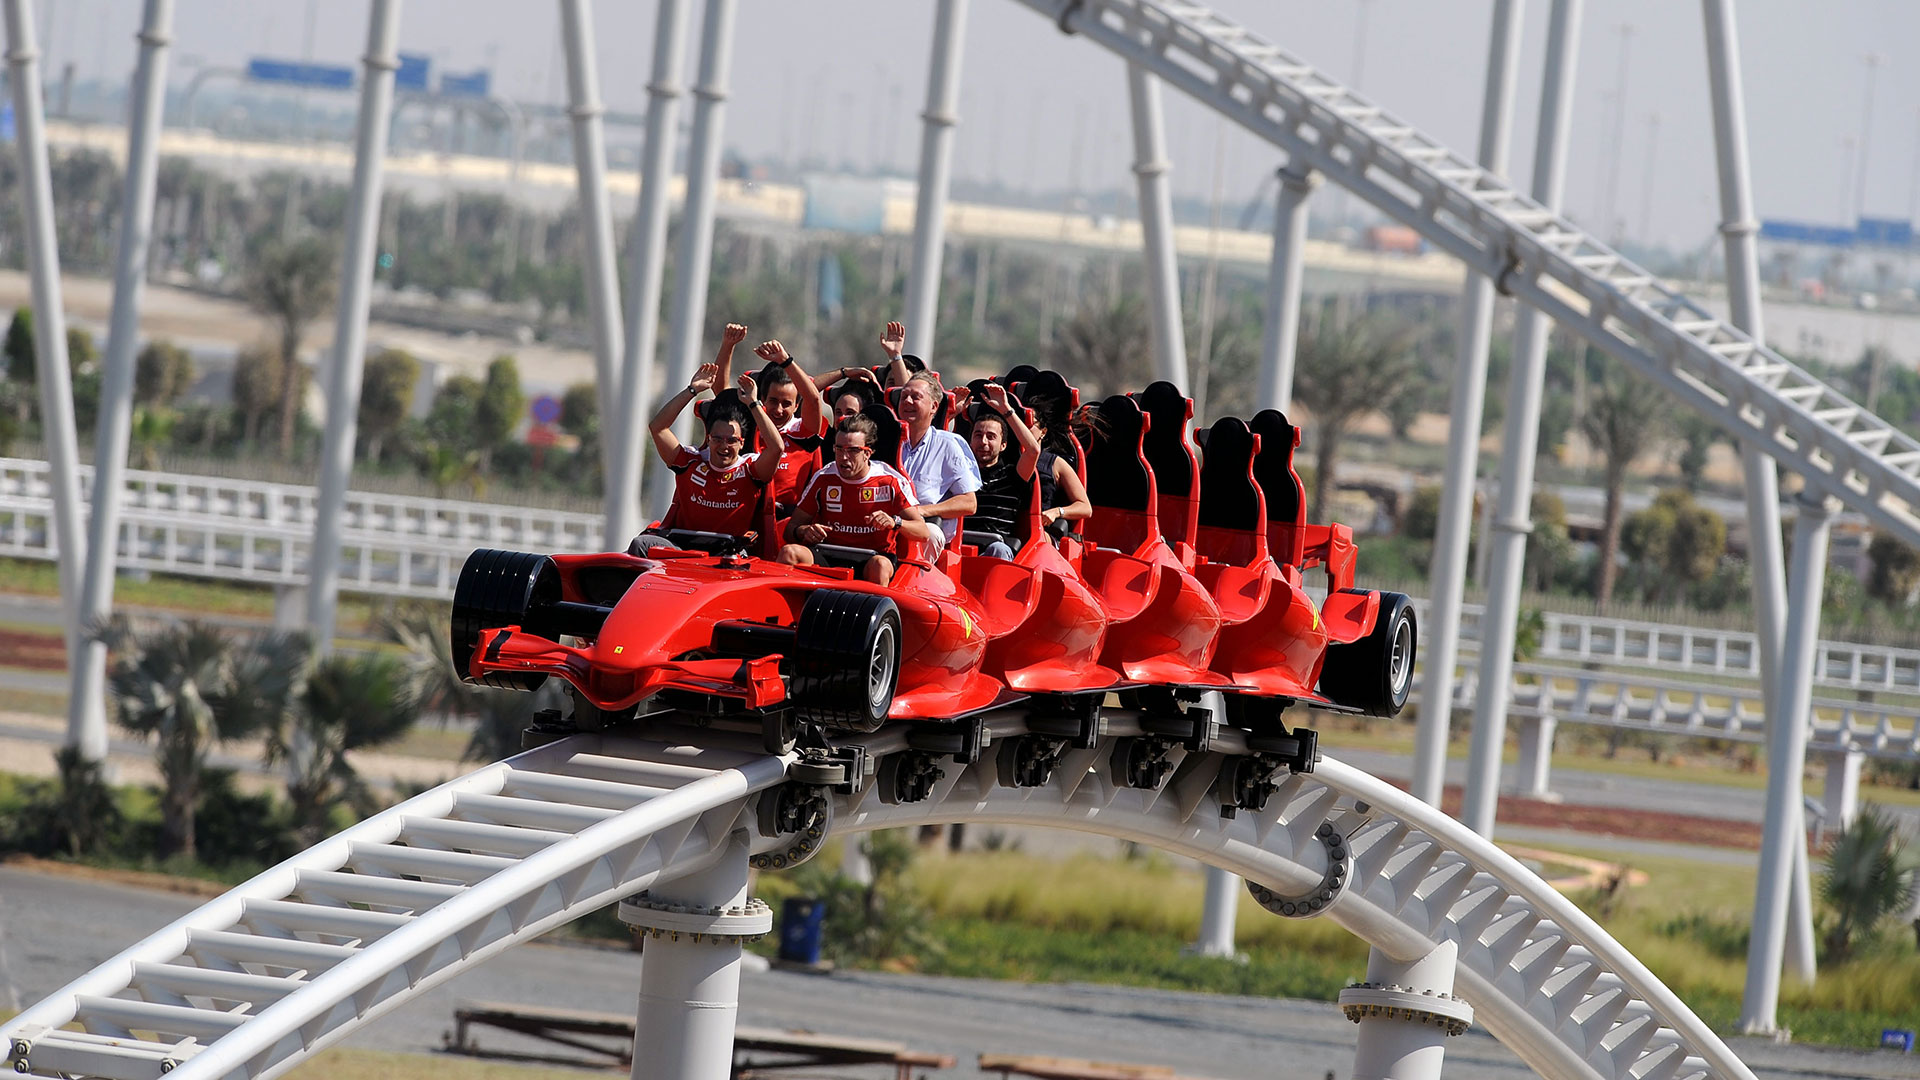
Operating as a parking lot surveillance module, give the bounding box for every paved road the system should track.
[0,867,1912,1080]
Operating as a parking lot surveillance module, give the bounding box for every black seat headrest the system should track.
[1085,394,1150,513]
[1197,417,1260,532]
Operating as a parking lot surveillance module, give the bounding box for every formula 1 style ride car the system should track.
[450,373,1415,782]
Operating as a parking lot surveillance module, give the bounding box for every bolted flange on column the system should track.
[618,892,773,946]
[1339,939,1473,1080]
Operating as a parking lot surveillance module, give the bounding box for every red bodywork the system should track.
[466,387,1386,722]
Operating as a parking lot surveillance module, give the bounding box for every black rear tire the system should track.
[1318,591,1416,717]
[451,548,560,691]
[788,590,902,732]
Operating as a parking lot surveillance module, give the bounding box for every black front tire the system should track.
[451,548,560,691]
[1318,591,1416,717]
[788,590,902,732]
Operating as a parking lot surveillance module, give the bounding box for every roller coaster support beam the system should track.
[1126,54,1187,392]
[1465,0,1580,838]
[611,0,692,537]
[621,830,768,1080]
[307,0,400,651]
[4,0,87,752]
[1254,162,1317,414]
[656,0,738,519]
[558,0,630,549]
[1741,493,1834,1034]
[904,0,968,363]
[67,0,172,762]
[1188,864,1241,958]
[1413,0,1522,806]
[1340,939,1473,1080]
[1700,0,1816,989]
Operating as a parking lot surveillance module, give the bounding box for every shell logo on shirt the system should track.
[824,485,843,511]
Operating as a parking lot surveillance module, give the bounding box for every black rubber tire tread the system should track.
[1318,591,1417,717]
[450,548,560,692]
[788,590,902,732]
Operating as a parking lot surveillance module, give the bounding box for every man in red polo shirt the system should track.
[778,414,932,584]
[629,349,783,554]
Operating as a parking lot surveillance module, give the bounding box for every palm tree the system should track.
[1821,804,1919,962]
[107,623,308,859]
[1290,311,1423,521]
[1577,355,1674,603]
[51,745,120,858]
[273,652,418,847]
[241,237,338,458]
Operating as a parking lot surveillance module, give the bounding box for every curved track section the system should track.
[1,732,783,1080]
[1018,0,1920,547]
[837,719,1754,1080]
[5,720,1755,1080]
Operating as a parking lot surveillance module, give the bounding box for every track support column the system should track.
[609,0,692,539]
[557,0,629,549]
[306,0,401,650]
[1126,55,1187,391]
[1415,0,1524,807]
[4,0,88,754]
[1741,492,1835,1035]
[68,0,173,763]
[654,0,739,520]
[1465,0,1583,838]
[621,830,769,1080]
[1339,939,1473,1080]
[1254,163,1317,414]
[903,0,968,362]
[1187,864,1242,959]
[1821,748,1863,838]
[1514,715,1556,800]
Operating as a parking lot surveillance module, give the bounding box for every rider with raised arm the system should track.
[628,334,782,554]
[963,384,1093,557]
[778,413,933,584]
[896,369,979,550]
[747,339,832,512]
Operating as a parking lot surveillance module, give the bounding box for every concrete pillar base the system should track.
[1515,715,1557,800]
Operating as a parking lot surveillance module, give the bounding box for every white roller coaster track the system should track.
[1024,0,1920,550]
[1,719,1758,1080]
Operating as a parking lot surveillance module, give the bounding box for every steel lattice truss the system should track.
[2,721,1756,1080]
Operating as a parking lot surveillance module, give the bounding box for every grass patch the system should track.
[0,558,382,630]
[282,1048,602,1079]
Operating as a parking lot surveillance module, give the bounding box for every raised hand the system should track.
[880,321,906,358]
[737,372,759,400]
[844,365,881,387]
[983,382,1010,409]
[722,323,749,347]
[688,362,719,395]
[755,339,790,364]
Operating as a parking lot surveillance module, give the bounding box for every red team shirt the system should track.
[664,446,765,535]
[795,463,916,555]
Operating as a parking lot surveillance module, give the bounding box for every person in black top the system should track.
[963,383,1092,557]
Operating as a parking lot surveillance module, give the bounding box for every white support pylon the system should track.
[1699,0,1815,988]
[3,0,88,754]
[654,0,739,521]
[1126,55,1187,392]
[557,0,629,551]
[609,0,692,541]
[306,0,401,651]
[1464,0,1582,839]
[903,0,969,363]
[1188,864,1241,959]
[621,830,768,1080]
[1254,162,1317,415]
[1741,492,1836,1035]
[1339,939,1473,1080]
[68,0,172,764]
[1414,0,1523,808]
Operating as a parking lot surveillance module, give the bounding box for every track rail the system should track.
[4,717,1756,1080]
[1016,0,1920,548]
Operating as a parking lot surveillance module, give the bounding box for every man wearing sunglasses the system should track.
[778,414,933,585]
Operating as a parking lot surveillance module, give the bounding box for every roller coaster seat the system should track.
[1250,409,1357,591]
[1081,394,1159,555]
[1195,416,1267,568]
[1134,381,1199,561]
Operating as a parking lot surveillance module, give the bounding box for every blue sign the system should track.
[1856,216,1914,248]
[1759,220,1857,247]
[245,57,355,90]
[530,394,561,425]
[396,52,432,92]
[1882,1029,1914,1052]
[440,69,492,98]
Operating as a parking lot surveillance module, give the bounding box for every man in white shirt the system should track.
[894,370,979,545]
